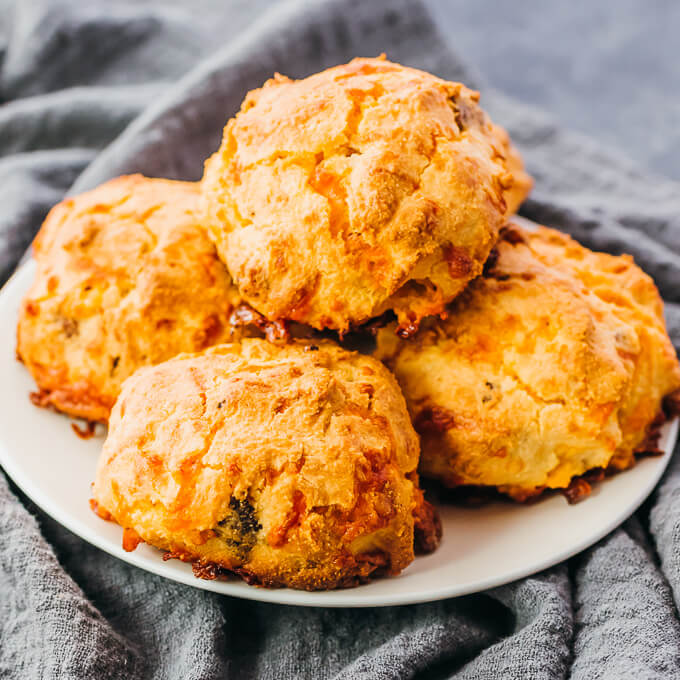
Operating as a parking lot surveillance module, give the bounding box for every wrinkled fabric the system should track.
[1,0,680,678]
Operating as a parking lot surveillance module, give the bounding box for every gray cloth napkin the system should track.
[2,0,680,678]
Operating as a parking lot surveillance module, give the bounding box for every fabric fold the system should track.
[0,477,143,679]
[571,520,680,679]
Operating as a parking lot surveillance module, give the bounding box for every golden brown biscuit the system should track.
[203,57,521,335]
[17,175,242,423]
[374,223,680,501]
[92,339,440,590]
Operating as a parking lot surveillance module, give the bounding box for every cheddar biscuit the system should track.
[375,223,680,501]
[17,175,242,422]
[92,339,440,590]
[203,57,524,334]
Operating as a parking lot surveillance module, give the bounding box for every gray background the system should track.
[161,0,680,180]
[427,0,680,181]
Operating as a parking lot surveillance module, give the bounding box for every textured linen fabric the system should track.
[1,0,680,678]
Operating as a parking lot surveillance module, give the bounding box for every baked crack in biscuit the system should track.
[375,223,680,501]
[17,175,242,423]
[203,57,526,335]
[92,339,440,590]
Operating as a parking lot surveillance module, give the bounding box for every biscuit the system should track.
[92,339,440,590]
[374,223,680,501]
[17,175,242,423]
[203,57,523,334]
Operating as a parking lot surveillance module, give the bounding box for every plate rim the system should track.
[1,260,677,608]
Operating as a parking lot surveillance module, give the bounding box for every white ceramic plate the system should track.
[0,260,676,607]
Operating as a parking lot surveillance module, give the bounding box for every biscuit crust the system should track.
[93,339,437,590]
[17,175,242,423]
[490,124,533,216]
[202,57,519,334]
[375,224,680,500]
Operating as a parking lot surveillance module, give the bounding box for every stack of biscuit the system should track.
[16,57,680,590]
